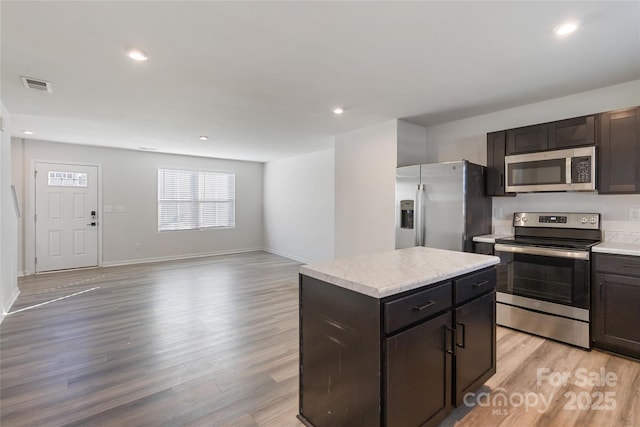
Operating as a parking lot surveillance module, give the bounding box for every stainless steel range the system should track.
[494,212,602,349]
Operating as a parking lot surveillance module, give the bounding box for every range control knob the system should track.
[581,217,588,224]
[522,216,528,222]
[589,217,598,224]
[514,216,521,222]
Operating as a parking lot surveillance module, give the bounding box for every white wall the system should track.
[14,139,264,273]
[0,102,20,317]
[397,119,428,167]
[263,148,335,263]
[11,138,24,276]
[424,79,640,164]
[422,79,640,238]
[335,120,398,257]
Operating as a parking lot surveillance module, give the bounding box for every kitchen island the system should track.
[298,246,500,427]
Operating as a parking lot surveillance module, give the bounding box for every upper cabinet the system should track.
[486,131,514,197]
[488,108,640,196]
[505,115,595,155]
[598,107,640,194]
[506,124,548,155]
[549,115,596,150]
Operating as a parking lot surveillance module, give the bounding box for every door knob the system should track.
[86,222,97,226]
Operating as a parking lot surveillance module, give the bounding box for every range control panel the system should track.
[538,215,567,224]
[513,212,600,229]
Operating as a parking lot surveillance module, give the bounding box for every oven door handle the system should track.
[494,244,589,260]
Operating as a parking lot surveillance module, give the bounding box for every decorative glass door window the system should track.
[47,171,88,187]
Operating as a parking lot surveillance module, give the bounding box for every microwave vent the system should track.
[21,76,52,93]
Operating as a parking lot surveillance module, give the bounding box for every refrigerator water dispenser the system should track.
[400,200,414,229]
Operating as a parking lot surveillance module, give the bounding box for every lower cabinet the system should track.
[454,291,496,406]
[385,311,452,427]
[592,253,640,359]
[473,241,494,255]
[299,267,497,427]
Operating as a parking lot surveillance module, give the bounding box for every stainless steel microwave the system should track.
[504,146,596,192]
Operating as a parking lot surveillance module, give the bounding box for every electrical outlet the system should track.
[630,208,640,221]
[493,207,503,218]
[135,242,142,250]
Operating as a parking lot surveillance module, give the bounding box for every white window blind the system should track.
[158,168,235,231]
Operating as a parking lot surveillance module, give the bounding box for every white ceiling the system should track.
[2,1,639,163]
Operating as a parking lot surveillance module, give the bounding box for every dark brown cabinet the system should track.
[592,253,640,359]
[506,123,549,154]
[549,115,596,149]
[598,107,640,194]
[487,115,597,196]
[454,291,496,406]
[486,131,514,197]
[299,267,497,427]
[486,106,640,195]
[473,241,494,255]
[299,276,381,427]
[385,311,452,427]
[505,115,595,155]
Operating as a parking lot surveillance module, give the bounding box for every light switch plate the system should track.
[114,205,125,213]
[104,205,113,213]
[630,208,640,221]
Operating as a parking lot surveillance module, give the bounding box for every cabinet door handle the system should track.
[445,326,454,355]
[500,173,504,188]
[412,300,436,311]
[472,280,489,289]
[622,264,640,269]
[599,282,604,301]
[456,322,466,349]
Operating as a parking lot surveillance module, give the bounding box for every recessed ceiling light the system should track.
[138,146,158,151]
[23,130,34,135]
[554,21,579,36]
[333,107,344,115]
[199,136,209,141]
[127,49,148,61]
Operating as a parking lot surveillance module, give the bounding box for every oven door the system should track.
[494,244,589,309]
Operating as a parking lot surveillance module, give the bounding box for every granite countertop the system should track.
[472,234,512,243]
[593,242,640,257]
[300,246,500,298]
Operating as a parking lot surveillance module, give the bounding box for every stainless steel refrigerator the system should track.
[395,160,492,252]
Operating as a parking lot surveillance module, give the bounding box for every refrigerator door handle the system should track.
[415,184,426,246]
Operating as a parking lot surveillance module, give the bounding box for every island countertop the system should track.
[300,246,500,298]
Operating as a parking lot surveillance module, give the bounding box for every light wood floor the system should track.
[1,251,638,426]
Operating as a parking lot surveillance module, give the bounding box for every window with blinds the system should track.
[158,168,235,231]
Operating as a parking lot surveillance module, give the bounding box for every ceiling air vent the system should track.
[21,76,52,93]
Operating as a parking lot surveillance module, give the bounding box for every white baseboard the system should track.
[19,248,307,277]
[263,247,310,264]
[101,247,266,268]
[2,287,21,321]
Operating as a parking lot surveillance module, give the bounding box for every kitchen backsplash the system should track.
[602,230,640,244]
[492,222,514,237]
[491,192,640,242]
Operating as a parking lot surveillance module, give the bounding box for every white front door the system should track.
[35,163,99,272]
